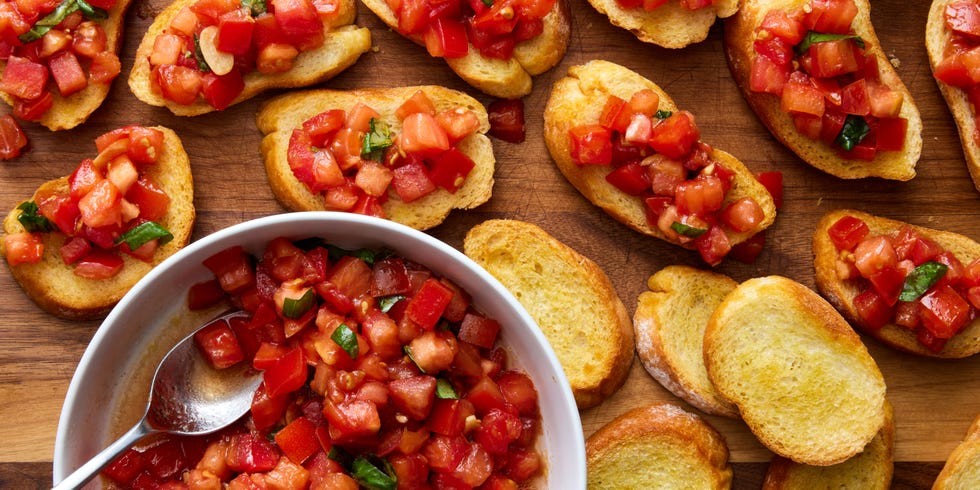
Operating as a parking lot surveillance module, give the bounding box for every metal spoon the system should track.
[53,311,262,490]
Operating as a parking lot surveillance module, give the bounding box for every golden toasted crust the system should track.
[703,275,887,466]
[359,0,570,99]
[0,0,133,130]
[543,59,777,252]
[585,0,739,48]
[1,127,195,320]
[586,403,733,489]
[813,209,980,358]
[724,0,922,180]
[463,219,634,410]
[256,86,495,231]
[926,0,980,193]
[934,413,980,489]
[129,0,371,116]
[634,265,740,418]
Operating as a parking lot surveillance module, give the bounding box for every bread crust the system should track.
[256,86,495,231]
[934,413,980,489]
[1,127,195,319]
[585,0,738,49]
[359,0,570,99]
[586,403,733,489]
[463,219,633,410]
[0,0,134,131]
[128,0,371,116]
[543,59,777,253]
[724,0,922,180]
[926,0,980,193]
[813,209,980,358]
[703,275,887,466]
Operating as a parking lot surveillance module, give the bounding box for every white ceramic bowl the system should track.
[53,212,586,488]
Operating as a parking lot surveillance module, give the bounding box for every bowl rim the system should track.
[53,211,586,488]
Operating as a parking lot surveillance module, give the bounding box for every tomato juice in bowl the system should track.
[53,212,585,489]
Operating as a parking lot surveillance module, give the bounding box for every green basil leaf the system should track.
[899,261,948,302]
[403,345,425,373]
[326,245,380,265]
[835,115,871,151]
[193,33,211,73]
[435,378,458,399]
[670,221,707,238]
[351,457,397,490]
[115,221,173,250]
[283,288,315,319]
[378,295,405,313]
[331,323,359,359]
[16,201,55,233]
[327,446,353,468]
[76,0,107,21]
[654,110,673,120]
[796,31,865,54]
[361,118,392,161]
[19,0,79,43]
[480,0,493,6]
[241,0,266,16]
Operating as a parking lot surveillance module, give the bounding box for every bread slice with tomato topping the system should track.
[926,0,980,193]
[543,59,777,265]
[360,0,570,99]
[813,209,980,358]
[256,85,494,230]
[463,219,634,410]
[128,0,371,116]
[585,0,738,48]
[1,126,194,319]
[934,412,980,489]
[724,0,922,180]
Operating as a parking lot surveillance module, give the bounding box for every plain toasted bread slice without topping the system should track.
[463,219,633,410]
[585,0,738,49]
[934,413,980,489]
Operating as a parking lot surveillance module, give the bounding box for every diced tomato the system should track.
[3,232,43,266]
[424,17,468,58]
[804,0,858,34]
[388,375,437,420]
[854,288,893,329]
[0,114,26,160]
[839,79,871,116]
[675,174,724,216]
[397,0,430,34]
[828,215,869,251]
[919,285,972,339]
[73,249,124,279]
[190,0,240,22]
[12,90,51,121]
[694,225,731,266]
[875,117,907,152]
[263,346,307,397]
[648,111,699,159]
[781,72,825,117]
[436,107,481,144]
[458,313,500,349]
[217,8,255,55]
[868,265,905,306]
[0,56,47,100]
[88,51,122,84]
[569,125,612,165]
[203,246,256,294]
[759,9,806,44]
[755,35,794,68]
[126,176,170,221]
[227,433,280,473]
[201,70,244,111]
[487,99,525,143]
[754,171,782,209]
[750,55,790,94]
[47,51,87,96]
[605,161,650,196]
[77,179,122,229]
[720,197,765,233]
[807,39,859,79]
[598,96,633,133]
[155,64,202,105]
[399,112,450,156]
[391,159,437,202]
[274,416,320,464]
[187,279,227,310]
[406,278,454,330]
[250,382,290,430]
[496,371,537,416]
[470,0,518,36]
[728,231,766,263]
[194,317,246,369]
[72,21,108,58]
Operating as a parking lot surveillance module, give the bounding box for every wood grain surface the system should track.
[0,0,977,487]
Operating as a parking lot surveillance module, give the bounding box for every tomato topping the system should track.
[194,317,246,369]
[0,114,27,160]
[487,98,526,143]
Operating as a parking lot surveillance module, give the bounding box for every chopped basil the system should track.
[378,295,405,313]
[115,221,173,250]
[899,261,948,302]
[670,221,707,238]
[327,446,353,467]
[19,0,107,43]
[351,457,397,490]
[76,0,107,21]
[835,115,871,151]
[193,33,211,73]
[480,0,493,6]
[331,323,359,359]
[361,118,392,161]
[282,288,315,319]
[16,202,55,233]
[241,0,267,16]
[796,31,865,54]
[654,110,673,120]
[403,345,425,373]
[435,378,458,399]
[326,244,383,265]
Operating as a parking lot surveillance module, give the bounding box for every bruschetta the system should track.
[927,0,980,193]
[725,0,922,180]
[813,209,980,358]
[934,412,980,488]
[1,125,195,319]
[128,0,371,116]
[256,86,494,230]
[0,0,131,130]
[543,59,777,266]
[360,0,570,99]
[585,0,738,48]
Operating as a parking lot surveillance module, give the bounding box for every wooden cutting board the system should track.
[0,0,978,487]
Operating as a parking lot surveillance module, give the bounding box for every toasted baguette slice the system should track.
[2,127,195,319]
[129,0,370,116]
[543,60,777,257]
[934,413,980,489]
[813,209,980,358]
[585,0,738,48]
[586,403,733,489]
[926,0,980,193]
[703,275,887,466]
[359,0,569,99]
[762,400,894,489]
[724,0,922,180]
[463,219,633,409]
[634,265,739,418]
[0,0,133,130]
[256,86,494,231]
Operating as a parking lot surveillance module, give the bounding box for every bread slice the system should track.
[813,209,980,358]
[724,0,922,180]
[543,60,777,256]
[128,0,370,116]
[256,85,495,231]
[926,0,980,193]
[463,219,633,410]
[633,265,739,418]
[584,0,738,49]
[0,0,133,130]
[586,403,733,489]
[359,0,570,99]
[934,412,980,489]
[762,400,894,489]
[2,127,195,319]
[703,275,887,466]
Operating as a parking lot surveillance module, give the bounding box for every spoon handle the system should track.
[52,417,155,490]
